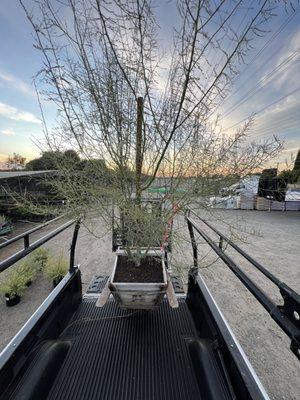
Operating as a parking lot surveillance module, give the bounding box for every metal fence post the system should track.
[69,220,81,273]
[24,234,30,249]
[186,217,198,272]
[219,236,223,250]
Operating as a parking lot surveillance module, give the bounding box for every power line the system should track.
[253,119,300,133]
[250,123,300,141]
[227,9,298,99]
[227,40,292,102]
[236,10,298,78]
[221,50,299,118]
[223,87,300,131]
[210,9,299,117]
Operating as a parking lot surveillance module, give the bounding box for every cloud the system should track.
[0,70,35,96]
[0,102,41,124]
[0,128,15,136]
[268,29,300,91]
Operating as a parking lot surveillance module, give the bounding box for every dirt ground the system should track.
[0,210,299,399]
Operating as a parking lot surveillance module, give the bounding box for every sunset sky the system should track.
[0,1,299,169]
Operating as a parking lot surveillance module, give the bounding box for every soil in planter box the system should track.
[114,256,164,283]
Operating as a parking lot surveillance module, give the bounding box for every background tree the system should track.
[26,150,80,171]
[26,151,60,171]
[6,153,26,170]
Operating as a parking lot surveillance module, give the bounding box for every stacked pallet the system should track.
[285,201,300,211]
[255,196,271,211]
[239,193,255,210]
[270,200,285,211]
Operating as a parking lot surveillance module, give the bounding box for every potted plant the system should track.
[110,248,168,309]
[29,247,49,271]
[0,270,27,307]
[107,198,176,309]
[44,254,68,288]
[16,260,38,287]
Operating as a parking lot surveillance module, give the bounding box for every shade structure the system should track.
[148,187,186,195]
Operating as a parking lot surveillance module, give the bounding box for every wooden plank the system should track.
[166,274,179,308]
[96,278,112,307]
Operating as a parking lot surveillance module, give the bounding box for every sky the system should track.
[0,1,299,170]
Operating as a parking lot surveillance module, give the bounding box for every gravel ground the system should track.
[0,210,299,399]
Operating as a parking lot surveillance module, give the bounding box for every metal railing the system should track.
[0,215,64,251]
[185,210,300,360]
[0,218,81,274]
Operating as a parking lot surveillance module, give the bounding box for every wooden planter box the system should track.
[110,249,168,310]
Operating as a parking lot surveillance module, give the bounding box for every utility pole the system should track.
[135,97,143,205]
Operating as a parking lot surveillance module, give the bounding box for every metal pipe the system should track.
[199,215,282,286]
[188,211,300,319]
[0,215,64,250]
[186,217,300,351]
[24,234,30,249]
[69,220,81,273]
[0,220,75,273]
[186,217,198,271]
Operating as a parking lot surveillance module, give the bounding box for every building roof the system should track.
[0,170,57,179]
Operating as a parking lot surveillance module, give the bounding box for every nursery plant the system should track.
[16,260,38,287]
[0,270,27,307]
[0,215,7,226]
[44,254,68,288]
[0,214,13,236]
[18,1,292,274]
[29,247,49,271]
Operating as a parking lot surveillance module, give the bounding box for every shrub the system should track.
[29,247,49,271]
[0,270,27,299]
[44,254,68,281]
[0,214,7,225]
[16,260,38,285]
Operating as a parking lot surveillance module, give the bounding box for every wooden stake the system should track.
[96,278,112,307]
[135,96,143,205]
[166,273,179,308]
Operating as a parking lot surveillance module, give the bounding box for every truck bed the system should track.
[47,298,201,400]
[2,216,298,400]
[0,270,270,400]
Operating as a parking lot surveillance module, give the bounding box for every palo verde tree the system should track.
[19,0,292,255]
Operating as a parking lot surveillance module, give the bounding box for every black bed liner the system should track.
[0,258,271,400]
[48,299,202,400]
[3,297,233,400]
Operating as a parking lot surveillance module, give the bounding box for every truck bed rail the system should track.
[185,210,300,360]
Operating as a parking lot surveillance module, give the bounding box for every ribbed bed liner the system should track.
[47,298,201,400]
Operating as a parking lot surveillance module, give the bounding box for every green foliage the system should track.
[0,270,27,298]
[26,150,111,178]
[0,214,8,225]
[63,150,80,163]
[0,248,51,299]
[28,247,49,271]
[44,254,68,281]
[26,150,80,171]
[278,169,300,185]
[118,201,167,252]
[293,149,300,172]
[16,260,38,284]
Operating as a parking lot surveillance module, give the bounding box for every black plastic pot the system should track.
[5,294,21,307]
[53,277,63,288]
